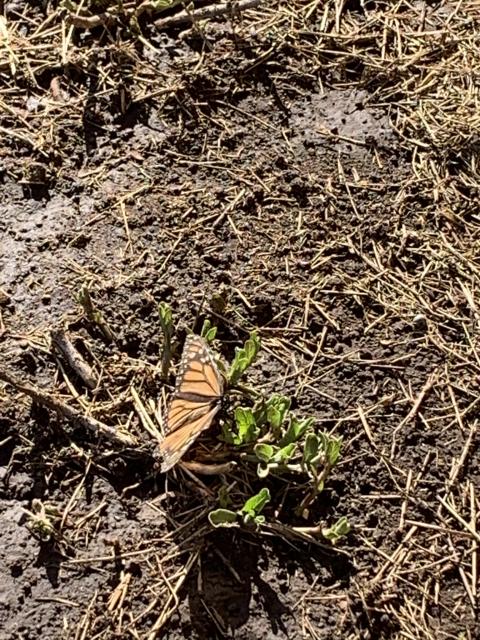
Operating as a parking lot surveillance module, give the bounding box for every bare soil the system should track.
[1,2,479,639]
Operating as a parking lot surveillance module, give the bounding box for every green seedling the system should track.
[254,443,275,462]
[23,499,61,542]
[228,331,261,386]
[221,387,339,488]
[280,415,314,446]
[303,432,321,467]
[208,508,239,527]
[217,484,233,509]
[77,284,114,342]
[222,406,260,445]
[158,302,173,380]
[266,394,291,431]
[255,442,297,478]
[252,394,291,435]
[241,487,270,525]
[209,487,270,529]
[253,395,307,439]
[200,319,217,343]
[322,516,351,544]
[319,432,343,466]
[302,432,342,492]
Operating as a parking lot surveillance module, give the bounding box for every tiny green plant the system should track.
[158,302,173,380]
[302,431,343,493]
[221,406,259,445]
[77,284,114,342]
[227,331,261,387]
[200,318,217,343]
[23,499,61,542]
[206,329,349,542]
[208,488,271,529]
[265,394,291,432]
[219,385,342,492]
[322,517,351,544]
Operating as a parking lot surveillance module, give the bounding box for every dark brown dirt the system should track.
[1,2,479,639]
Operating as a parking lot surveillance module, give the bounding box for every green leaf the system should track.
[319,432,343,467]
[200,319,217,342]
[234,407,260,445]
[254,443,274,462]
[303,433,320,466]
[322,517,350,544]
[281,416,314,445]
[158,302,173,333]
[242,488,270,518]
[252,402,267,428]
[208,509,238,528]
[272,443,296,463]
[228,332,261,386]
[266,395,291,430]
[220,420,235,445]
[218,485,232,509]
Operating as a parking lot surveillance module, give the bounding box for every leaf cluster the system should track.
[157,307,350,545]
[209,488,271,529]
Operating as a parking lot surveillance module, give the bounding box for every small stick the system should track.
[67,11,115,29]
[445,420,477,495]
[0,367,135,447]
[147,551,199,639]
[51,329,97,390]
[179,460,237,475]
[438,495,480,544]
[470,482,477,599]
[357,404,377,450]
[391,371,437,456]
[399,469,413,532]
[154,0,262,29]
[130,385,163,444]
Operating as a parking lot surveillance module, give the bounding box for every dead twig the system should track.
[154,0,262,29]
[0,367,135,446]
[51,328,97,390]
[66,11,116,29]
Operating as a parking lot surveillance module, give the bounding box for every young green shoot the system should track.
[158,302,173,380]
[200,318,217,343]
[157,326,349,544]
[222,406,260,446]
[209,488,271,529]
[77,284,114,342]
[322,516,351,544]
[23,499,61,542]
[228,331,261,387]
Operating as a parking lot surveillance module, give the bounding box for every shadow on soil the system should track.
[181,529,354,638]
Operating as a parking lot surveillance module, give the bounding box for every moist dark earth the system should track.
[1,2,479,639]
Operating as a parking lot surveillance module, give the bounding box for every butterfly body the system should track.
[158,335,224,472]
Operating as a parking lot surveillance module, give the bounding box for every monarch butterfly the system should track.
[158,334,224,472]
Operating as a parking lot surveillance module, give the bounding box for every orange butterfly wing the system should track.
[158,405,221,473]
[158,335,224,472]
